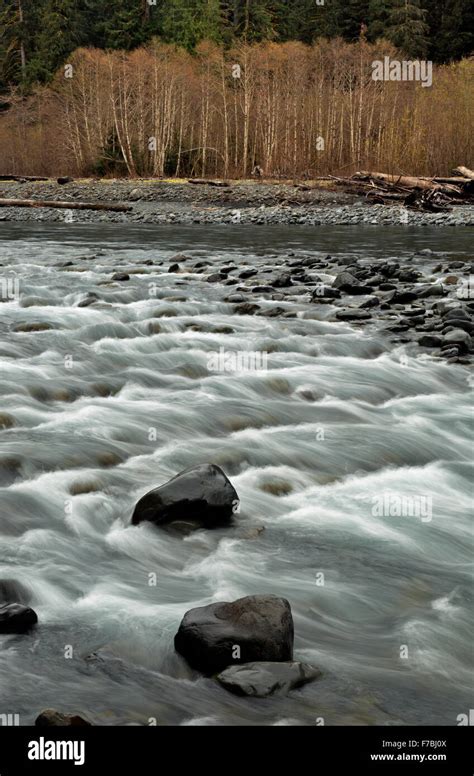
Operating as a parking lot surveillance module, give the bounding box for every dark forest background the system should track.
[1,0,473,92]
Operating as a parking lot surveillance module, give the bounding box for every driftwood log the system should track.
[0,175,49,182]
[188,178,230,187]
[352,171,462,196]
[452,166,474,180]
[432,176,473,185]
[0,199,132,212]
[332,167,474,211]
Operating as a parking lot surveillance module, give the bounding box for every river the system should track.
[0,223,472,725]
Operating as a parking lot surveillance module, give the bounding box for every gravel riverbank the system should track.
[1,179,473,226]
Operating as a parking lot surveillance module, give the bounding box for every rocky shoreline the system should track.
[0,179,473,226]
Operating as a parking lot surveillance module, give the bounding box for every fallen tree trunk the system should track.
[188,178,230,187]
[0,198,132,212]
[452,166,474,180]
[0,175,49,182]
[432,176,472,185]
[353,171,462,195]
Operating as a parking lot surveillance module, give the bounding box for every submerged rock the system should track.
[336,309,371,321]
[13,322,53,332]
[35,709,91,727]
[207,273,226,283]
[0,579,31,605]
[111,272,130,282]
[216,661,321,697]
[174,594,294,674]
[0,413,15,429]
[0,603,38,633]
[234,302,260,315]
[258,306,286,318]
[78,292,99,308]
[131,463,239,528]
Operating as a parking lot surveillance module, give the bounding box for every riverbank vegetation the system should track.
[0,40,472,178]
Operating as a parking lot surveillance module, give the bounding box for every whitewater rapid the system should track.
[0,223,472,725]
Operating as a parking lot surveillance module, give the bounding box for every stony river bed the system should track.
[0,223,472,725]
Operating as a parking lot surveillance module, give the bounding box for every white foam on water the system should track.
[0,223,471,725]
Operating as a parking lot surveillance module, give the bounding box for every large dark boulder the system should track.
[216,661,321,697]
[174,595,294,675]
[131,463,239,528]
[0,603,38,633]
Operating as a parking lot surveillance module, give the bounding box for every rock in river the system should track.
[131,463,239,528]
[111,272,130,282]
[0,579,31,605]
[336,309,372,321]
[419,334,443,348]
[35,709,91,727]
[174,594,294,674]
[271,272,293,288]
[0,603,38,633]
[216,661,321,697]
[333,271,362,293]
[234,302,260,315]
[443,328,472,352]
[385,289,418,305]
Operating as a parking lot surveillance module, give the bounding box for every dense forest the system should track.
[0,1,472,178]
[1,0,473,92]
[1,40,472,178]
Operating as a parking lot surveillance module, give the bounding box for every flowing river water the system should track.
[0,223,472,726]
